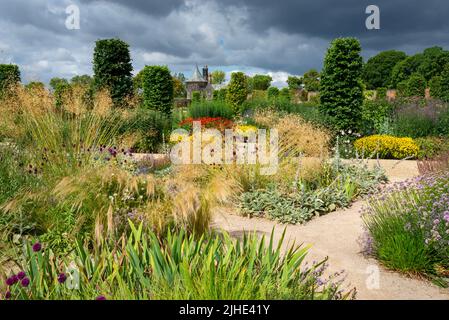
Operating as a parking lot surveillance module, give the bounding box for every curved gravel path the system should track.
[212,160,449,300]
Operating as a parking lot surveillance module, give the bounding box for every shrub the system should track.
[319,38,364,131]
[390,102,440,138]
[361,99,394,135]
[279,87,291,101]
[188,100,234,119]
[303,69,320,92]
[363,173,449,280]
[415,137,449,159]
[92,39,133,105]
[142,65,174,115]
[406,73,426,97]
[226,72,247,114]
[439,64,449,102]
[0,64,20,95]
[213,88,227,101]
[376,87,387,99]
[267,86,279,99]
[396,80,408,97]
[2,224,354,300]
[354,135,419,159]
[429,76,443,99]
[250,74,272,91]
[191,90,201,103]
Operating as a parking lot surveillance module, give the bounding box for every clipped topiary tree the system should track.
[319,38,364,131]
[93,38,133,105]
[267,86,279,99]
[226,72,247,114]
[406,73,426,97]
[429,76,443,99]
[0,64,21,95]
[141,65,174,115]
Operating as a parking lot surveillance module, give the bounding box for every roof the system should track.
[186,64,207,82]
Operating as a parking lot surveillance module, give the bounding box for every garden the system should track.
[1,37,449,300]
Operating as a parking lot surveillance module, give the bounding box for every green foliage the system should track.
[49,77,71,109]
[286,76,302,90]
[0,64,20,94]
[172,74,186,98]
[303,69,320,92]
[226,72,247,114]
[267,86,279,99]
[406,73,426,97]
[376,87,387,99]
[92,38,133,105]
[211,70,226,85]
[250,74,272,91]
[240,161,385,224]
[279,87,291,101]
[319,38,364,131]
[363,174,449,279]
[415,137,449,159]
[362,50,407,89]
[71,75,93,87]
[361,99,394,135]
[429,76,443,99]
[439,64,449,102]
[3,224,354,300]
[213,88,227,101]
[390,54,424,88]
[25,82,45,91]
[120,109,170,152]
[188,100,234,119]
[191,91,201,103]
[396,80,408,97]
[141,65,174,115]
[417,46,449,81]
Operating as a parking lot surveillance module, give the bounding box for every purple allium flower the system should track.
[5,276,14,286]
[5,291,11,300]
[17,271,26,280]
[21,277,30,287]
[57,273,67,284]
[32,242,42,252]
[96,295,107,300]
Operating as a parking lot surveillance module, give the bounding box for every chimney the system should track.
[202,65,209,82]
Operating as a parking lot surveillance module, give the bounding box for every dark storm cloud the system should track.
[222,0,449,49]
[1,0,449,84]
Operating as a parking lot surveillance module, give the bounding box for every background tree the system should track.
[279,87,291,101]
[417,46,449,81]
[390,54,424,88]
[211,70,226,85]
[226,72,247,114]
[267,86,279,99]
[438,65,449,102]
[302,69,320,92]
[362,50,407,89]
[286,76,302,90]
[25,81,45,91]
[0,64,20,94]
[250,74,272,91]
[50,77,71,109]
[142,65,174,115]
[405,73,426,97]
[173,73,186,98]
[319,37,364,130]
[429,75,443,99]
[71,75,93,87]
[93,38,133,105]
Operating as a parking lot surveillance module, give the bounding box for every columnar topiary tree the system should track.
[226,72,247,114]
[319,38,364,131]
[0,64,21,95]
[141,65,174,115]
[93,38,133,105]
[405,73,426,97]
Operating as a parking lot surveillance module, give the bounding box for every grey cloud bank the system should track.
[0,0,448,84]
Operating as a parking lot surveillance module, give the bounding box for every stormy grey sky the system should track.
[0,0,448,86]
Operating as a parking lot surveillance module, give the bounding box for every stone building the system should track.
[185,65,214,100]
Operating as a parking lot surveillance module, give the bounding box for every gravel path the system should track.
[212,160,449,300]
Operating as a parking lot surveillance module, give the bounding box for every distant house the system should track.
[185,65,215,100]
